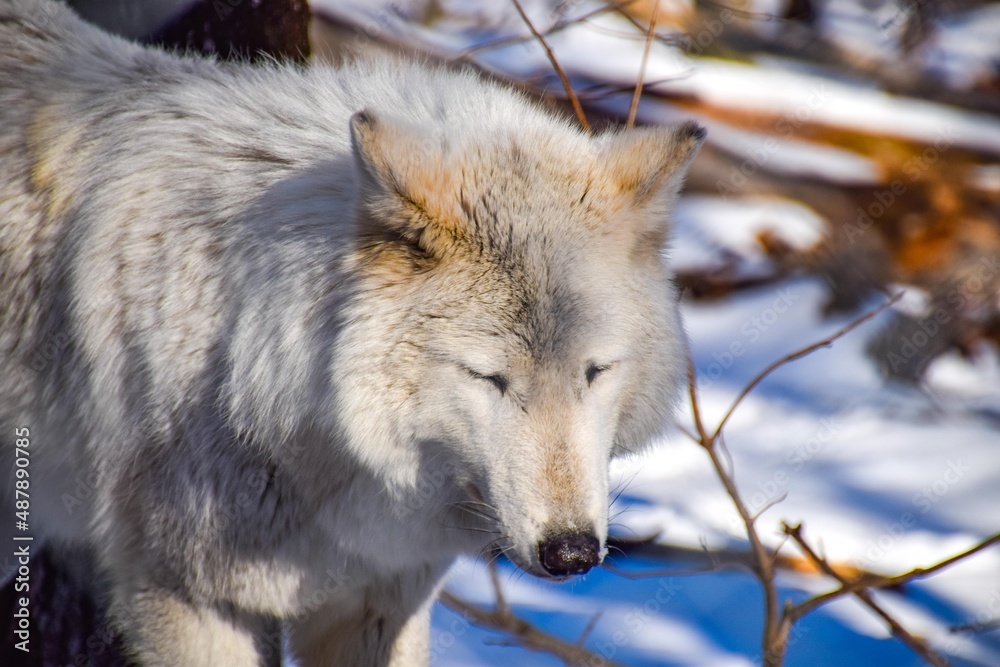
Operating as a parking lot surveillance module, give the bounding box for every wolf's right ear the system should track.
[597,121,705,253]
[600,120,706,210]
[349,110,461,254]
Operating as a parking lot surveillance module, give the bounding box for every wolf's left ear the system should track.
[350,110,438,208]
[601,120,705,209]
[349,110,460,250]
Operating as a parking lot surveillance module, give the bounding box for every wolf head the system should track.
[334,108,703,578]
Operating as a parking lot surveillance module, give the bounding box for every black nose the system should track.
[537,532,601,576]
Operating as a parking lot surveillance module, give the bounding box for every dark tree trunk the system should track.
[149,0,312,63]
[0,546,134,667]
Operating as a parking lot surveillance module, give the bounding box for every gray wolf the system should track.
[0,0,704,664]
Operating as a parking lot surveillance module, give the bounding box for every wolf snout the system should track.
[537,531,602,577]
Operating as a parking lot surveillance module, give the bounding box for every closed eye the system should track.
[585,363,613,387]
[468,369,509,396]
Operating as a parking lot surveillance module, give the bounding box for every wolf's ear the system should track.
[349,110,459,253]
[601,120,705,208]
[598,121,704,253]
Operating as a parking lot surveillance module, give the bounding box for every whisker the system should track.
[606,544,625,557]
[453,505,497,521]
[609,469,641,506]
[450,500,500,520]
[478,536,511,561]
[483,539,512,566]
[608,522,639,539]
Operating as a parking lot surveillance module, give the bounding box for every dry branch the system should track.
[626,0,659,129]
[710,292,902,441]
[454,1,641,59]
[789,531,1000,622]
[784,523,952,667]
[439,588,620,667]
[683,294,904,666]
[510,0,591,132]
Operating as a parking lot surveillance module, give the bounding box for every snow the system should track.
[671,195,827,276]
[683,117,885,186]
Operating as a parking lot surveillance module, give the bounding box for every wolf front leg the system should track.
[288,564,446,667]
[112,586,281,667]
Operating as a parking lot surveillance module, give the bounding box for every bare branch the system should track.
[683,322,789,664]
[576,610,604,647]
[510,0,591,132]
[950,617,1000,635]
[626,0,659,129]
[439,590,623,667]
[699,0,785,22]
[874,532,1000,589]
[789,531,1000,621]
[685,347,711,444]
[750,492,788,522]
[704,432,787,663]
[488,559,509,614]
[454,1,641,58]
[677,295,903,665]
[784,523,951,667]
[711,293,902,441]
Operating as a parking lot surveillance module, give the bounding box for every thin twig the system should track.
[873,532,1000,590]
[707,430,787,661]
[784,523,951,667]
[454,1,641,58]
[488,559,509,613]
[699,0,786,22]
[626,0,659,129]
[680,296,904,665]
[575,76,692,101]
[683,337,787,665]
[440,590,623,667]
[604,563,732,578]
[950,617,1000,634]
[576,611,604,647]
[711,293,902,441]
[511,0,591,132]
[685,351,711,443]
[750,492,788,522]
[789,532,1000,622]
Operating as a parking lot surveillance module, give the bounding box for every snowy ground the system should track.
[308,1,1000,664]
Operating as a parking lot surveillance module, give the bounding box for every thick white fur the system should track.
[0,0,703,664]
